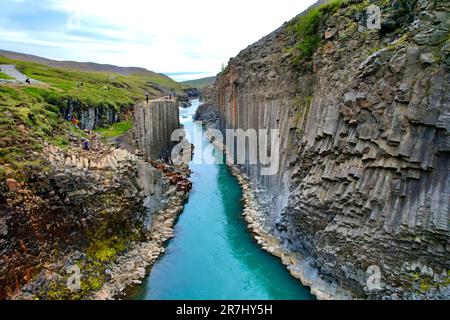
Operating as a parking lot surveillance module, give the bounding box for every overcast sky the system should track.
[0,0,317,81]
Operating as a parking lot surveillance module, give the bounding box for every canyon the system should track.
[1,0,449,302]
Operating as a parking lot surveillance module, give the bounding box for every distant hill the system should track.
[0,49,172,79]
[182,76,216,89]
[0,49,187,106]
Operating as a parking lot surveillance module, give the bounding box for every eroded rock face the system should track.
[0,137,174,299]
[193,102,219,129]
[212,0,449,299]
[0,125,192,300]
[59,98,124,130]
[133,100,180,161]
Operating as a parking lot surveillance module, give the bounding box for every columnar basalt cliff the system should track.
[210,0,450,299]
[59,99,123,130]
[133,100,180,161]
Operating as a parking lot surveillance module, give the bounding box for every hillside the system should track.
[0,56,182,100]
[182,76,216,89]
[0,52,192,299]
[0,49,174,79]
[0,52,188,182]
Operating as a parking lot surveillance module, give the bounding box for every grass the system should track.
[0,55,186,111]
[296,7,323,58]
[0,54,188,180]
[182,76,216,89]
[0,85,88,181]
[294,0,343,61]
[0,56,180,296]
[0,72,14,80]
[95,120,133,138]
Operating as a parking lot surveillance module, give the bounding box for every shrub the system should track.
[294,0,342,60]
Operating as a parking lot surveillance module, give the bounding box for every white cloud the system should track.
[3,0,317,80]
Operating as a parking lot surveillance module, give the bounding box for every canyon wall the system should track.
[1,99,186,299]
[212,0,449,299]
[194,102,219,129]
[133,100,180,161]
[0,140,171,299]
[59,98,124,130]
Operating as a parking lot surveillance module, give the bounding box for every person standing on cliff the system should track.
[145,94,149,104]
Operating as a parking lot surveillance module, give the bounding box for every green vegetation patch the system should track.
[0,55,185,111]
[0,53,187,179]
[182,76,216,89]
[294,0,343,61]
[38,193,143,300]
[95,120,133,138]
[0,72,14,80]
[0,86,87,180]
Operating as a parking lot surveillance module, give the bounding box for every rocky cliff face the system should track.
[133,100,180,161]
[1,99,189,299]
[59,98,123,131]
[0,135,170,298]
[193,102,219,129]
[211,0,449,299]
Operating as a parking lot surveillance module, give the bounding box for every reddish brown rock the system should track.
[5,179,20,192]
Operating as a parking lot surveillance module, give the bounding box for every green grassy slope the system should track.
[0,55,183,181]
[94,120,133,139]
[182,76,216,89]
[0,49,172,77]
[0,55,184,109]
[0,72,14,80]
[0,85,81,181]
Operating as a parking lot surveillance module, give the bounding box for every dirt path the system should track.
[0,65,41,83]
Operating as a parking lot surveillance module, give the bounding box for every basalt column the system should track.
[133,100,180,161]
[213,0,450,299]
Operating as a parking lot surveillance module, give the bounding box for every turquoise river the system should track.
[130,99,313,300]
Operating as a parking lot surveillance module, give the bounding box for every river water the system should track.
[130,99,313,300]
